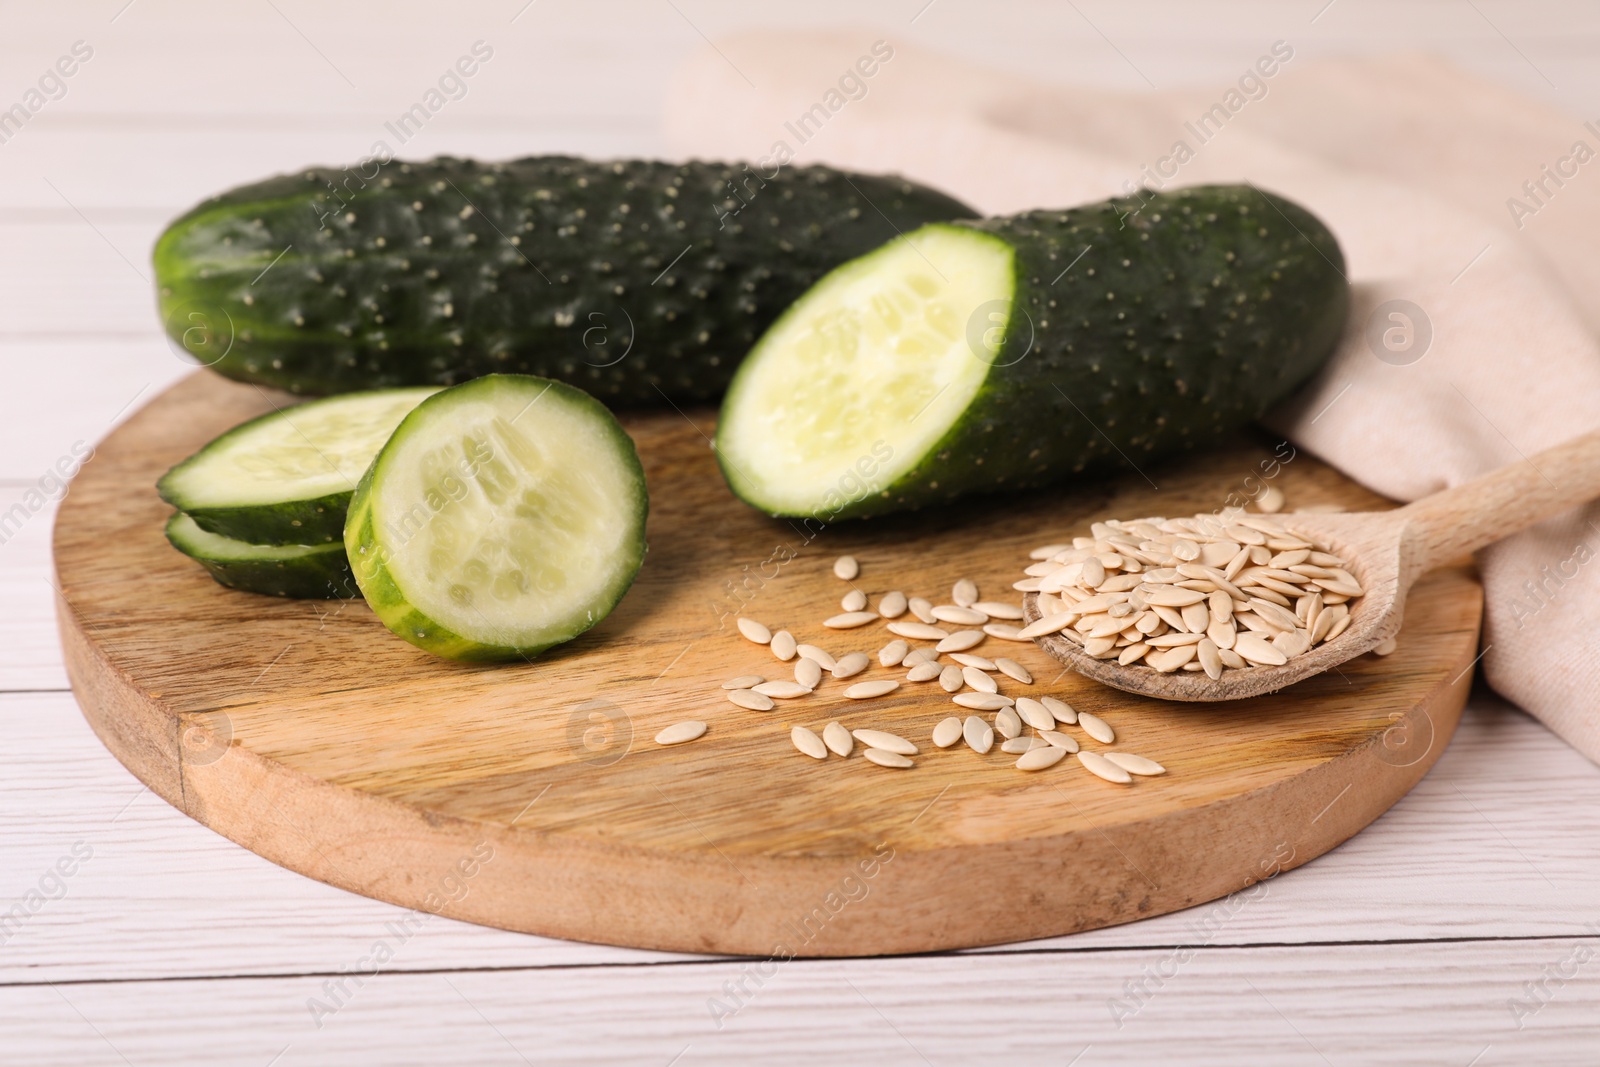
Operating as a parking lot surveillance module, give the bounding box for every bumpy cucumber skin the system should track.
[344,375,649,663]
[155,157,978,404]
[156,388,435,545]
[725,184,1348,520]
[165,513,358,598]
[167,488,351,546]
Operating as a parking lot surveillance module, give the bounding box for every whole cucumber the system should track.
[154,156,977,403]
[715,184,1348,520]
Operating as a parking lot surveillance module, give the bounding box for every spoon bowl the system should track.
[1026,426,1600,702]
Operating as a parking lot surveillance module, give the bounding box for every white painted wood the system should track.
[5,1,1600,1060]
[4,938,1596,1065]
[0,341,189,479]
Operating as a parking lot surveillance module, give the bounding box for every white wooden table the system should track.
[4,2,1598,1062]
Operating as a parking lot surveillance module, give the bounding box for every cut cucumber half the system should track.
[157,387,438,544]
[717,224,1012,518]
[344,374,648,662]
[716,185,1348,520]
[165,512,358,598]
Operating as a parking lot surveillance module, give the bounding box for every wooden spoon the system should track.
[1025,429,1600,701]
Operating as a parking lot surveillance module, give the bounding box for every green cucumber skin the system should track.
[156,387,436,545]
[156,157,978,405]
[171,490,350,546]
[728,184,1348,520]
[344,374,649,663]
[165,514,358,599]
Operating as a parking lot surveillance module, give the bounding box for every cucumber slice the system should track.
[344,374,648,661]
[716,184,1347,519]
[165,512,358,598]
[157,388,437,544]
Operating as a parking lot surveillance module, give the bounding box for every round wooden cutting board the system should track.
[54,373,1481,957]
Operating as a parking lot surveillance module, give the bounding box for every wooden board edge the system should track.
[61,585,1479,958]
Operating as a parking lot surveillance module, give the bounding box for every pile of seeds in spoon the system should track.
[658,554,1166,785]
[1016,507,1367,678]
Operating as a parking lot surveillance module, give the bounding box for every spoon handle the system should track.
[1396,425,1600,571]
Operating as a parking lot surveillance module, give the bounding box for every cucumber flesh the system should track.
[158,388,437,544]
[716,227,1011,517]
[165,512,358,598]
[344,374,648,661]
[717,184,1348,520]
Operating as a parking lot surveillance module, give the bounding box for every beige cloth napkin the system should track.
[664,32,1600,763]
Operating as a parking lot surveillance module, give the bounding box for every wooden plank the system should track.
[4,937,1595,1064]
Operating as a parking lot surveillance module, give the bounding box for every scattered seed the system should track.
[832,652,871,678]
[984,623,1029,641]
[963,715,995,754]
[824,611,879,629]
[903,648,939,666]
[953,692,1013,711]
[791,726,828,760]
[1001,736,1045,754]
[845,680,900,700]
[906,661,942,682]
[770,630,797,661]
[796,644,837,670]
[878,639,909,667]
[840,589,868,612]
[1040,730,1079,752]
[794,657,822,689]
[1077,711,1114,744]
[753,680,812,698]
[1372,636,1398,656]
[1015,697,1055,731]
[655,721,707,746]
[887,621,948,641]
[908,596,937,623]
[1105,752,1166,776]
[864,748,913,769]
[1018,746,1069,771]
[878,590,909,618]
[939,665,964,692]
[823,721,853,757]
[936,630,984,652]
[994,706,1022,739]
[948,652,997,670]
[1256,485,1286,513]
[721,674,765,690]
[1041,696,1077,725]
[1077,750,1132,783]
[932,717,964,748]
[852,729,916,755]
[727,689,775,712]
[960,671,998,697]
[834,555,859,580]
[737,617,772,645]
[932,604,987,626]
[974,601,1024,620]
[953,578,979,607]
[994,658,1032,684]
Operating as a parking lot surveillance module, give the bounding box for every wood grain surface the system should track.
[53,371,1483,957]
